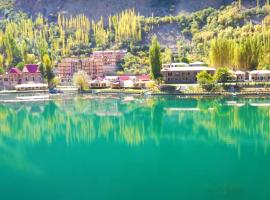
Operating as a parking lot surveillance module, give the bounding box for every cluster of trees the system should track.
[197,68,234,91]
[0,8,143,74]
[209,33,270,70]
[109,9,142,43]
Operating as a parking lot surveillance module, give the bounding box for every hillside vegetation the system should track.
[0,0,270,75]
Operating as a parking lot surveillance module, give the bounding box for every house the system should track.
[0,64,42,90]
[133,75,151,89]
[22,64,42,83]
[111,81,121,89]
[234,70,246,82]
[249,70,270,82]
[1,67,22,89]
[89,79,110,89]
[161,64,216,84]
[104,76,119,82]
[15,83,48,91]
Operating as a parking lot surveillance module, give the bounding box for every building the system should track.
[189,62,207,67]
[15,83,48,91]
[234,70,246,82]
[161,63,216,83]
[22,64,42,83]
[58,58,82,84]
[0,67,22,89]
[89,79,110,89]
[58,50,127,84]
[92,50,126,75]
[162,62,189,68]
[81,57,104,78]
[0,64,42,90]
[249,70,270,82]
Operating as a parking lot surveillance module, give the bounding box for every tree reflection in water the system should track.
[0,96,270,150]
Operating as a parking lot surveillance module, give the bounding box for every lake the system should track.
[0,95,270,200]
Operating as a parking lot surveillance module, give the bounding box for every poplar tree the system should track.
[149,36,162,79]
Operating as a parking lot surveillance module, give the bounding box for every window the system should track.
[168,72,173,76]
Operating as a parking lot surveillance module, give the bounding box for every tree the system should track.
[238,0,242,8]
[43,54,55,88]
[73,70,89,91]
[16,61,25,70]
[162,48,172,64]
[197,71,215,91]
[149,36,162,79]
[26,54,36,64]
[0,66,3,75]
[214,67,234,83]
[51,77,61,88]
[0,54,4,70]
[209,38,235,68]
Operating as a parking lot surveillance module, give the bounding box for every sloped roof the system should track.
[8,67,21,74]
[249,70,270,75]
[137,74,150,81]
[23,64,39,73]
[161,66,216,72]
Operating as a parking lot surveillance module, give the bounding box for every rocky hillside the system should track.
[14,0,236,19]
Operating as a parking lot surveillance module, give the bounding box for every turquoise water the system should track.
[1,95,270,200]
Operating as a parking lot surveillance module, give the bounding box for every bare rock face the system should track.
[14,0,235,19]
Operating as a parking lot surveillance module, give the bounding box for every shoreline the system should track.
[1,88,270,98]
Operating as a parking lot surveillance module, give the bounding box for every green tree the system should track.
[162,48,172,64]
[149,36,162,79]
[0,66,3,75]
[214,67,234,83]
[16,61,25,70]
[0,54,4,70]
[26,54,36,64]
[43,54,55,88]
[197,71,215,91]
[209,38,235,68]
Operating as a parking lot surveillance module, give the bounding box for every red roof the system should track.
[119,76,130,81]
[137,74,150,81]
[23,64,39,73]
[8,67,21,74]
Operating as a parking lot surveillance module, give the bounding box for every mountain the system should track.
[14,0,235,19]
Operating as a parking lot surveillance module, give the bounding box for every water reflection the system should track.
[0,95,270,149]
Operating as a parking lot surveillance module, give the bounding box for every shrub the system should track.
[73,70,89,91]
[197,71,215,92]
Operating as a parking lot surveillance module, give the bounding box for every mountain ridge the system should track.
[14,0,236,19]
